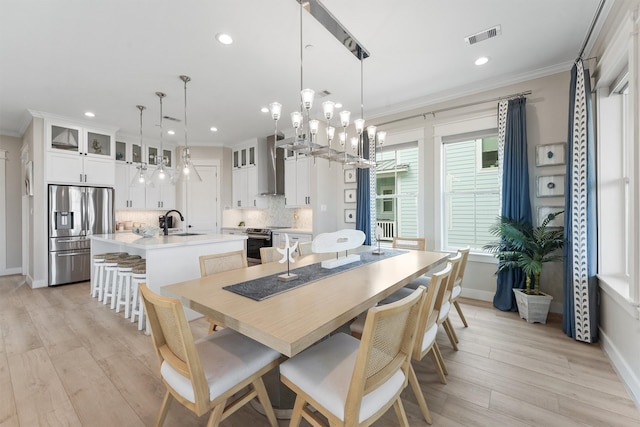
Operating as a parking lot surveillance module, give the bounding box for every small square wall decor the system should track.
[536,143,566,166]
[344,189,356,203]
[344,209,356,223]
[537,174,565,197]
[344,168,356,183]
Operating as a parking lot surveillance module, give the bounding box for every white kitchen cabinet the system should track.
[284,156,311,207]
[145,173,176,210]
[232,167,265,208]
[46,121,116,185]
[114,162,146,210]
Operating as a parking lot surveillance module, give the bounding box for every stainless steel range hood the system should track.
[261,134,285,196]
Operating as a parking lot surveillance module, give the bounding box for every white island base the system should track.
[91,232,247,320]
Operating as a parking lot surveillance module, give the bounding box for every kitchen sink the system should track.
[172,233,202,236]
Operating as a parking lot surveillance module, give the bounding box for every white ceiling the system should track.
[0,0,603,147]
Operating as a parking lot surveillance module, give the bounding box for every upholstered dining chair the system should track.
[199,250,248,333]
[259,246,297,264]
[138,284,280,427]
[296,241,313,257]
[280,286,426,427]
[436,252,463,351]
[450,247,470,327]
[392,236,426,251]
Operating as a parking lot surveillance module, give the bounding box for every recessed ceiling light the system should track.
[335,103,343,109]
[216,33,233,45]
[260,107,269,113]
[475,56,489,66]
[84,111,95,117]
[167,130,175,135]
[210,127,218,132]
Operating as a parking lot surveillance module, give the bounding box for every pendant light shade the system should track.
[151,91,174,186]
[130,105,153,187]
[175,75,202,182]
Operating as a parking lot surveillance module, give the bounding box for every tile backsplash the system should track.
[222,195,312,229]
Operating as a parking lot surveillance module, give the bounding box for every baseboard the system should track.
[0,267,22,276]
[26,275,47,289]
[599,327,640,410]
[461,288,493,302]
[461,288,562,314]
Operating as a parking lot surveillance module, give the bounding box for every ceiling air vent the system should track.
[163,115,181,122]
[464,25,502,45]
[316,90,331,98]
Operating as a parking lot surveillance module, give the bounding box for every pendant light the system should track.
[130,105,151,187]
[151,91,174,186]
[175,75,202,182]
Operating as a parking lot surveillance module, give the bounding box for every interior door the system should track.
[186,164,219,233]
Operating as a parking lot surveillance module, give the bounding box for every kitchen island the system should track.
[91,232,247,319]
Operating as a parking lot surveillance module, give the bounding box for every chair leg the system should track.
[289,396,305,427]
[206,401,226,427]
[428,349,447,384]
[253,378,278,427]
[432,342,448,375]
[453,300,469,327]
[392,397,410,427]
[442,318,458,351]
[155,390,173,427]
[446,317,459,343]
[408,364,432,424]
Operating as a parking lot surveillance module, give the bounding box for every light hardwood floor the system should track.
[1,274,638,426]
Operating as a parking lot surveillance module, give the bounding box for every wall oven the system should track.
[245,228,273,265]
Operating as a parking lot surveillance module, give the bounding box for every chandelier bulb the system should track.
[354,118,365,135]
[301,88,315,110]
[322,100,335,121]
[270,102,282,121]
[339,110,351,128]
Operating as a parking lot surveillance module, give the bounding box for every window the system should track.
[442,134,500,251]
[375,143,418,241]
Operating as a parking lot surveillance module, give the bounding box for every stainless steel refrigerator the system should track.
[48,184,115,286]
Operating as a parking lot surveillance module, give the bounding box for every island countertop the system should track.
[91,232,247,320]
[91,232,247,249]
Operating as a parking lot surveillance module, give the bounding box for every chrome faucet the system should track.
[163,210,184,235]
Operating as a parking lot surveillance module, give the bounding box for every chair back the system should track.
[139,284,210,414]
[345,286,425,418]
[455,247,470,286]
[199,250,247,277]
[259,246,299,264]
[297,241,313,257]
[431,253,462,322]
[392,237,426,251]
[412,262,452,359]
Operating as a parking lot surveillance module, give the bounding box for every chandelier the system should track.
[268,0,386,169]
[174,75,202,182]
[130,104,152,187]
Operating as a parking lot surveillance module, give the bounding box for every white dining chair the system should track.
[280,286,426,427]
[139,284,281,427]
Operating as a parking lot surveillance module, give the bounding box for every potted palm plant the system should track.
[484,211,564,323]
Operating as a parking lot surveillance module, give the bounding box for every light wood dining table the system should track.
[162,247,449,358]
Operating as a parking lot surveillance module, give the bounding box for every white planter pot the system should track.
[512,288,553,324]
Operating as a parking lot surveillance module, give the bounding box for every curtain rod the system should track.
[376,90,532,128]
[577,0,606,61]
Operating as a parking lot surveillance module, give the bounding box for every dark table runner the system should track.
[223,249,407,301]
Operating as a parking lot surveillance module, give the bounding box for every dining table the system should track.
[162,247,449,358]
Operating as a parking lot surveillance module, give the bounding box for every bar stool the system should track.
[103,255,141,308]
[98,253,128,302]
[91,252,126,298]
[115,259,145,318]
[130,262,147,331]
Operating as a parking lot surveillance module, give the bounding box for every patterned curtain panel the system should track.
[356,133,372,245]
[563,61,598,343]
[493,97,533,311]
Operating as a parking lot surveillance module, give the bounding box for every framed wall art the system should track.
[536,143,566,166]
[344,189,356,203]
[344,168,356,183]
[537,206,564,227]
[344,209,356,223]
[537,174,565,197]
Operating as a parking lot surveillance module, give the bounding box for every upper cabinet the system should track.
[231,137,278,208]
[45,119,116,186]
[284,155,311,207]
